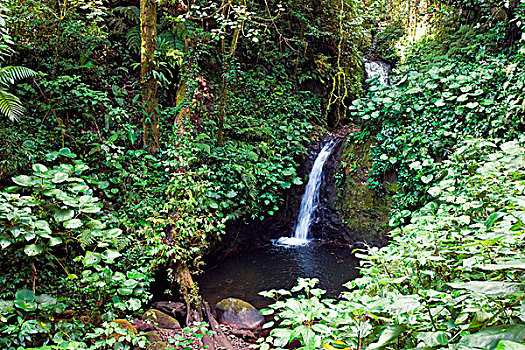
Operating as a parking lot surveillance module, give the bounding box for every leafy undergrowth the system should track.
[349,51,525,214]
[259,139,525,349]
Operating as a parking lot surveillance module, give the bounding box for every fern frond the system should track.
[0,89,24,121]
[126,26,141,54]
[0,66,36,86]
[78,229,96,246]
[114,6,140,24]
[113,236,130,250]
[158,31,185,52]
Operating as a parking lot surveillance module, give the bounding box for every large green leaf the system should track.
[58,148,77,158]
[417,331,449,347]
[83,251,101,266]
[49,237,62,246]
[15,289,35,302]
[64,218,82,229]
[12,175,33,186]
[54,209,75,222]
[14,289,37,311]
[459,325,525,350]
[478,260,525,271]
[52,172,69,183]
[35,294,57,310]
[496,340,525,350]
[486,212,504,229]
[24,244,43,256]
[501,141,524,156]
[448,281,522,297]
[367,325,406,349]
[32,164,48,174]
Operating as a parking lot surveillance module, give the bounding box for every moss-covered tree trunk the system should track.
[175,263,202,323]
[140,0,160,154]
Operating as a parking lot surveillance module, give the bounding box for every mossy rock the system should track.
[144,331,162,344]
[215,298,264,330]
[110,319,138,335]
[88,310,102,326]
[108,319,137,344]
[148,340,168,350]
[143,309,181,329]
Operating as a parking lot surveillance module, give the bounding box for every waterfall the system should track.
[364,59,391,86]
[278,141,337,246]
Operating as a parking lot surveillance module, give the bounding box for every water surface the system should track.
[198,241,360,310]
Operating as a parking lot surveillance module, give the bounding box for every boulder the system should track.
[132,319,155,332]
[151,301,186,320]
[215,298,264,330]
[108,319,137,344]
[110,319,137,335]
[144,331,162,344]
[148,341,168,350]
[143,309,181,329]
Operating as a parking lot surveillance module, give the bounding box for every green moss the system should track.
[144,331,162,344]
[143,309,181,329]
[110,319,137,335]
[216,298,255,313]
[148,340,168,350]
[108,319,137,344]
[336,138,396,244]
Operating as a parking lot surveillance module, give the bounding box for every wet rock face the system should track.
[309,139,346,243]
[325,138,396,247]
[215,298,264,330]
[203,134,391,263]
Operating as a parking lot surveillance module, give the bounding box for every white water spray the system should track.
[364,59,391,86]
[278,141,337,246]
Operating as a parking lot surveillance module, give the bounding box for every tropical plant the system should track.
[259,139,525,350]
[0,4,35,121]
[0,66,36,121]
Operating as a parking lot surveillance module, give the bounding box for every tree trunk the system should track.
[217,0,245,147]
[140,0,160,154]
[175,263,202,323]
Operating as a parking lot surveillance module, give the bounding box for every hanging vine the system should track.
[325,0,349,127]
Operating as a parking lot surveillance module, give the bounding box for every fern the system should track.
[0,90,24,122]
[114,6,140,24]
[0,3,13,59]
[78,229,96,247]
[113,236,130,250]
[0,66,36,121]
[158,31,185,52]
[126,26,141,54]
[0,66,36,85]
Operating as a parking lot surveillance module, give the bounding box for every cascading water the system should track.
[364,58,391,85]
[278,141,337,246]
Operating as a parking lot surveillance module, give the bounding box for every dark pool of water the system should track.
[197,240,360,310]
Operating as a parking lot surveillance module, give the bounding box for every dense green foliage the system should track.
[261,139,525,349]
[0,0,369,348]
[1,0,525,348]
[258,1,525,349]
